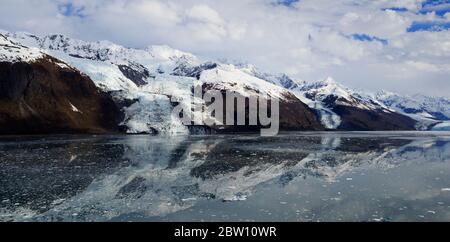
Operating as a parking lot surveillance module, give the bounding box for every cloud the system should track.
[186,5,224,25]
[0,0,449,97]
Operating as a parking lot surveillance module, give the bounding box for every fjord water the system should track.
[1,132,450,222]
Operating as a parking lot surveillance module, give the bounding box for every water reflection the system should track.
[1,132,450,222]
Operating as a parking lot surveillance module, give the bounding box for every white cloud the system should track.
[0,0,449,97]
[186,5,224,25]
[338,9,412,38]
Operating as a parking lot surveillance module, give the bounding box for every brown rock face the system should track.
[0,56,123,135]
[193,84,324,133]
[278,92,324,131]
[333,105,417,131]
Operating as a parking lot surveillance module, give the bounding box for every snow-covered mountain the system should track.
[0,33,122,135]
[1,30,449,134]
[2,31,323,134]
[2,31,203,134]
[297,77,389,111]
[237,61,450,131]
[0,34,43,63]
[287,78,416,130]
[376,91,450,131]
[231,64,416,131]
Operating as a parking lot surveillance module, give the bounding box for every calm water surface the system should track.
[1,132,450,222]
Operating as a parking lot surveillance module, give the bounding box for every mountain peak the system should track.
[146,45,197,62]
[302,77,349,95]
[322,77,338,85]
[0,33,43,63]
[376,90,399,99]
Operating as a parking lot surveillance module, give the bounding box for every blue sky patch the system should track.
[276,0,299,7]
[382,7,409,12]
[58,3,86,18]
[422,0,450,8]
[419,0,450,17]
[351,34,388,45]
[408,21,450,32]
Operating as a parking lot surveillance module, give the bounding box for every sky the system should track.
[0,0,449,97]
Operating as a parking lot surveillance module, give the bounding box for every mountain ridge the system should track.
[1,30,449,134]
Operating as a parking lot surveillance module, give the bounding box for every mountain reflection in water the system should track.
[1,132,450,222]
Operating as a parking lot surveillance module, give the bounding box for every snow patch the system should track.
[69,102,82,114]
